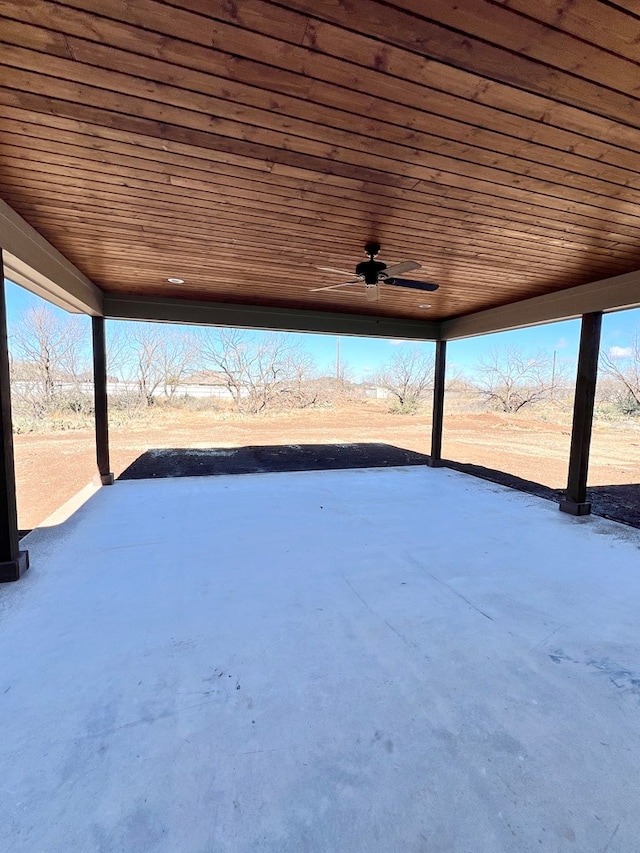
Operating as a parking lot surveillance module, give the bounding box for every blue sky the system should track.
[5,278,639,380]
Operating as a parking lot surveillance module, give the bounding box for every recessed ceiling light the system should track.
[418,303,432,309]
[167,277,184,284]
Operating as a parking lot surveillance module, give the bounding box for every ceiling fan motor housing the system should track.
[355,259,387,284]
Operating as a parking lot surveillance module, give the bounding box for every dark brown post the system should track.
[92,316,114,485]
[428,339,446,467]
[0,252,29,581]
[559,312,602,516]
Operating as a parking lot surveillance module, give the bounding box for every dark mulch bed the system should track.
[118,443,432,480]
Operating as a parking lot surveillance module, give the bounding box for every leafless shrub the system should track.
[197,328,318,413]
[9,306,91,424]
[599,331,640,416]
[472,347,567,413]
[118,325,196,406]
[372,347,434,414]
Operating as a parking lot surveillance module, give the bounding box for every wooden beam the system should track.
[559,312,603,517]
[428,340,446,467]
[0,249,29,581]
[0,198,103,315]
[440,270,640,340]
[92,316,113,486]
[103,294,441,340]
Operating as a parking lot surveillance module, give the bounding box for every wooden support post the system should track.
[428,340,446,467]
[559,312,602,516]
[92,316,114,486]
[0,251,29,581]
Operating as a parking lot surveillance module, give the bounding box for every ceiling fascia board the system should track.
[441,270,640,340]
[0,199,103,315]
[104,294,441,340]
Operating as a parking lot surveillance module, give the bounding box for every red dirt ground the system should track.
[13,403,640,530]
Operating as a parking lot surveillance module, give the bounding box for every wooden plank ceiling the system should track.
[1,0,640,322]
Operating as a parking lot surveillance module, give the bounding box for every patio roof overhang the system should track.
[1,1,640,339]
[3,196,640,341]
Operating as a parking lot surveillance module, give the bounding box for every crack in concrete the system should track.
[341,572,418,650]
[530,623,567,652]
[602,821,620,852]
[405,554,495,621]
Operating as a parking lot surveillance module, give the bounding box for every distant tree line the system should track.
[7,305,640,430]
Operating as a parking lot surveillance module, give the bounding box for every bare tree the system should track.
[600,331,640,415]
[373,346,434,413]
[198,329,316,413]
[125,324,195,406]
[159,332,196,399]
[275,345,318,408]
[473,346,563,413]
[9,306,89,417]
[105,322,130,384]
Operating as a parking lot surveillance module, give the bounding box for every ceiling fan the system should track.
[310,242,439,301]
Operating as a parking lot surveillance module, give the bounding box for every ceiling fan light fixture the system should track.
[419,303,432,309]
[309,244,439,298]
[167,277,185,284]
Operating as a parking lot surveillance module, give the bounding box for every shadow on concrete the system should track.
[118,443,432,480]
[443,459,640,529]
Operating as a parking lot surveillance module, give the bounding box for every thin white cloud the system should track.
[554,337,568,350]
[389,339,410,345]
[609,345,633,359]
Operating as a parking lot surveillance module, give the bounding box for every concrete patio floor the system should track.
[1,466,639,852]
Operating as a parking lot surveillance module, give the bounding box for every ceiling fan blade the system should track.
[365,284,379,301]
[383,260,421,277]
[310,280,361,292]
[385,278,439,292]
[316,266,356,276]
